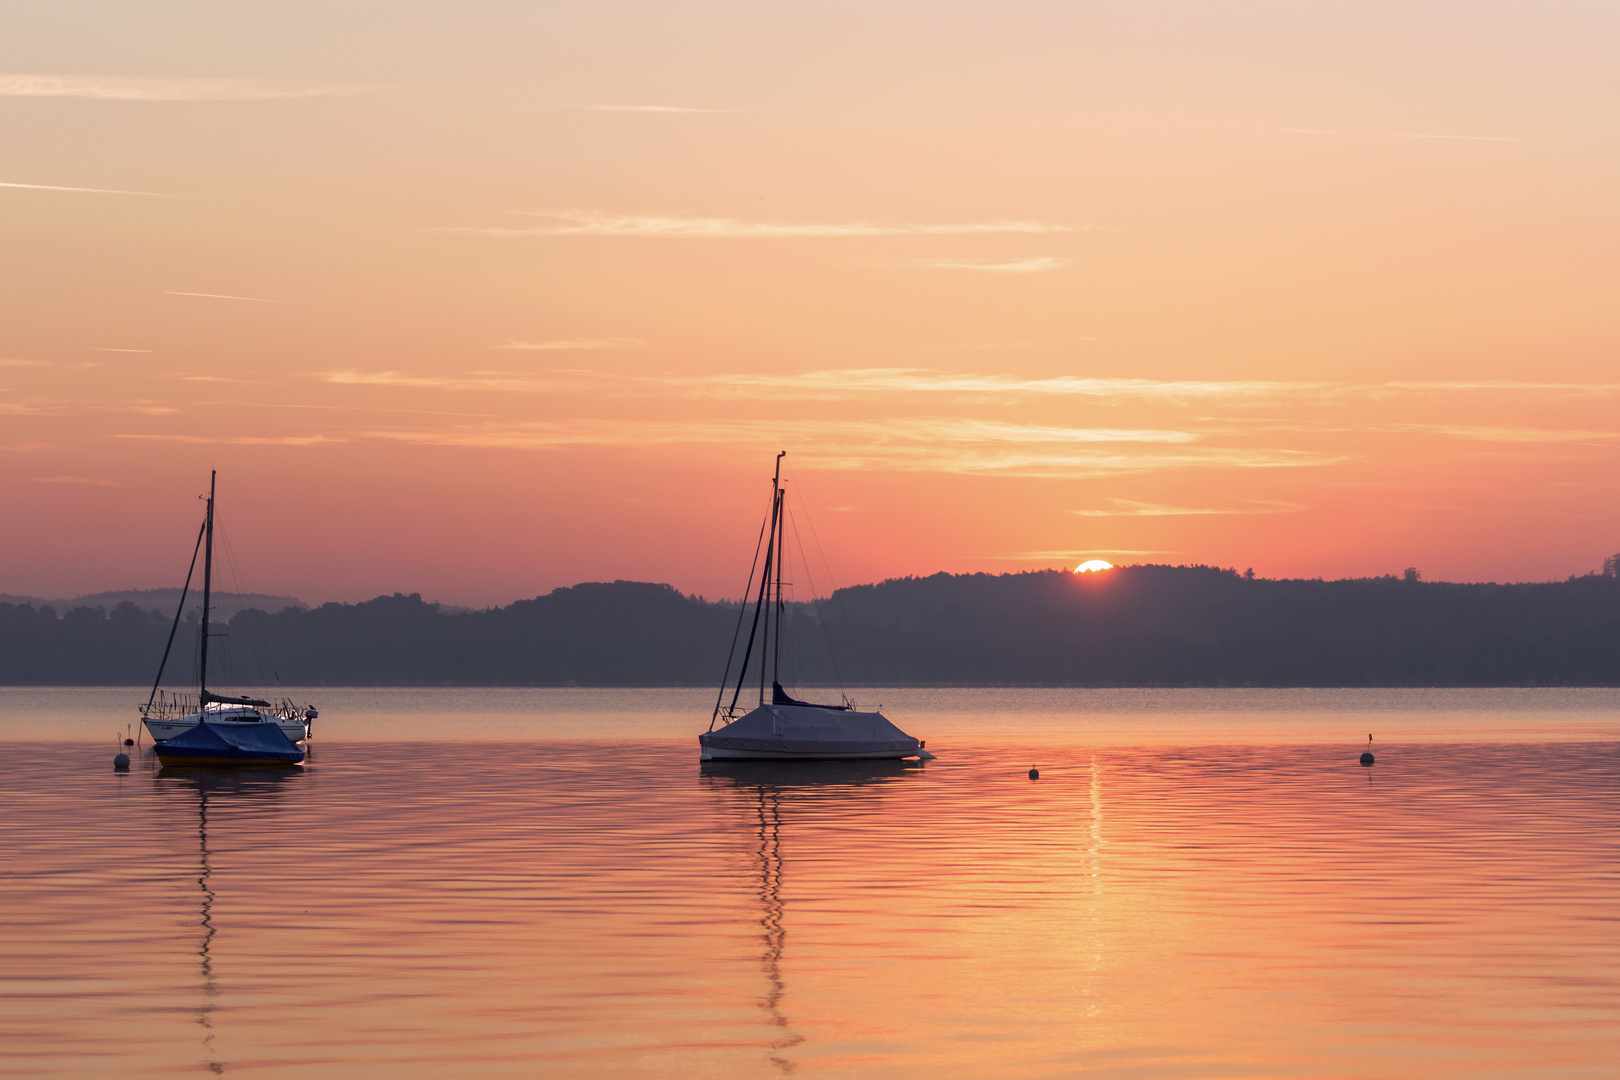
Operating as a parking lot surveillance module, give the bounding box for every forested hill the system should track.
[3,567,1619,687]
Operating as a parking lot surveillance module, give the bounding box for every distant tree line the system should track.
[3,566,1619,687]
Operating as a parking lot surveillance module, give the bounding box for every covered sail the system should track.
[701,703,922,759]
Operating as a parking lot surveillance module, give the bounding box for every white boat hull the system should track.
[144,715,308,744]
[700,745,924,761]
[698,703,929,762]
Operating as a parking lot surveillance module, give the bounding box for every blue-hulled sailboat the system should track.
[142,471,314,766]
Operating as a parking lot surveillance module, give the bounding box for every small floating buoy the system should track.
[1028,768,1040,780]
[123,737,134,746]
[1359,733,1375,767]
[114,753,130,770]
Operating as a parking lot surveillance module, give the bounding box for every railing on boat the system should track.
[140,689,312,722]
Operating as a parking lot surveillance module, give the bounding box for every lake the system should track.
[3,687,1618,1078]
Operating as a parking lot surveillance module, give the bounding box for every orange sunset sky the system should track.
[2,2,1618,607]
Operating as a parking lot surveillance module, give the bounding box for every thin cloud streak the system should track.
[0,74,378,101]
[1070,499,1308,517]
[1,359,50,367]
[110,433,343,446]
[356,418,1339,478]
[1281,126,1549,144]
[166,291,285,303]
[1,181,170,196]
[447,209,1076,238]
[320,366,1620,404]
[491,337,648,351]
[912,257,1072,273]
[92,347,152,353]
[1383,424,1620,443]
[30,475,117,486]
[586,105,735,113]
[993,549,1181,560]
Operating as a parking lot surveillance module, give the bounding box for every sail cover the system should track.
[700,703,923,759]
[153,721,305,764]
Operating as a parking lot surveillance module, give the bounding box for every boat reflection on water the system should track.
[700,759,927,1073]
[153,764,305,1076]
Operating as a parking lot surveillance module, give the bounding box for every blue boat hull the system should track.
[153,720,305,766]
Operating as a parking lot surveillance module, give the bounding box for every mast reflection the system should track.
[702,759,923,1073]
[154,765,303,1076]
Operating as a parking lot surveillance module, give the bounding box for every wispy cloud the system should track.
[585,104,735,114]
[1281,126,1549,144]
[1070,499,1307,517]
[491,337,648,351]
[324,370,551,392]
[110,433,343,446]
[0,74,378,101]
[92,347,152,353]
[991,549,1180,560]
[917,341,1036,352]
[1385,424,1620,443]
[166,290,285,303]
[446,209,1076,239]
[318,365,1620,406]
[355,417,1337,478]
[30,475,116,486]
[1,181,170,196]
[912,257,1072,273]
[0,359,49,367]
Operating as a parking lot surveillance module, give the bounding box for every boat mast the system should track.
[759,452,784,705]
[198,470,216,700]
[772,476,785,692]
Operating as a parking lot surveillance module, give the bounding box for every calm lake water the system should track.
[3,688,1618,1078]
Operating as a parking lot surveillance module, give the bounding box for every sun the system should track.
[1076,559,1114,573]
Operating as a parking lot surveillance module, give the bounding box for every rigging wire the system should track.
[216,523,272,690]
[784,500,847,695]
[785,465,873,687]
[143,517,207,718]
[711,494,771,727]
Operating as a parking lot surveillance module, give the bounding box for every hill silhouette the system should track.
[2,566,1618,687]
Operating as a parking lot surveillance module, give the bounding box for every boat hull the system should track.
[152,720,306,766]
[700,744,923,761]
[150,752,303,767]
[699,703,928,762]
[144,716,308,744]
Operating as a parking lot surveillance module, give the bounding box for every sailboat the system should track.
[699,453,933,762]
[139,471,317,752]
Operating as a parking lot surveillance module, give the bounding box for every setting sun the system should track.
[1076,560,1114,574]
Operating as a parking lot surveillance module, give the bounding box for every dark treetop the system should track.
[4,566,1619,687]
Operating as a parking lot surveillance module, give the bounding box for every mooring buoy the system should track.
[1359,733,1375,766]
[1028,767,1040,780]
[114,753,130,770]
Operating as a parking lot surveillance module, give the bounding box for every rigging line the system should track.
[785,466,873,687]
[713,509,771,727]
[785,501,846,693]
[727,490,780,718]
[217,524,271,688]
[144,517,207,717]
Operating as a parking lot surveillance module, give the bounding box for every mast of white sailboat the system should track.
[759,452,784,705]
[198,470,216,702]
[772,477,785,692]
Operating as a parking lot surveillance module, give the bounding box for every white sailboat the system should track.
[699,453,933,762]
[139,471,316,745]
